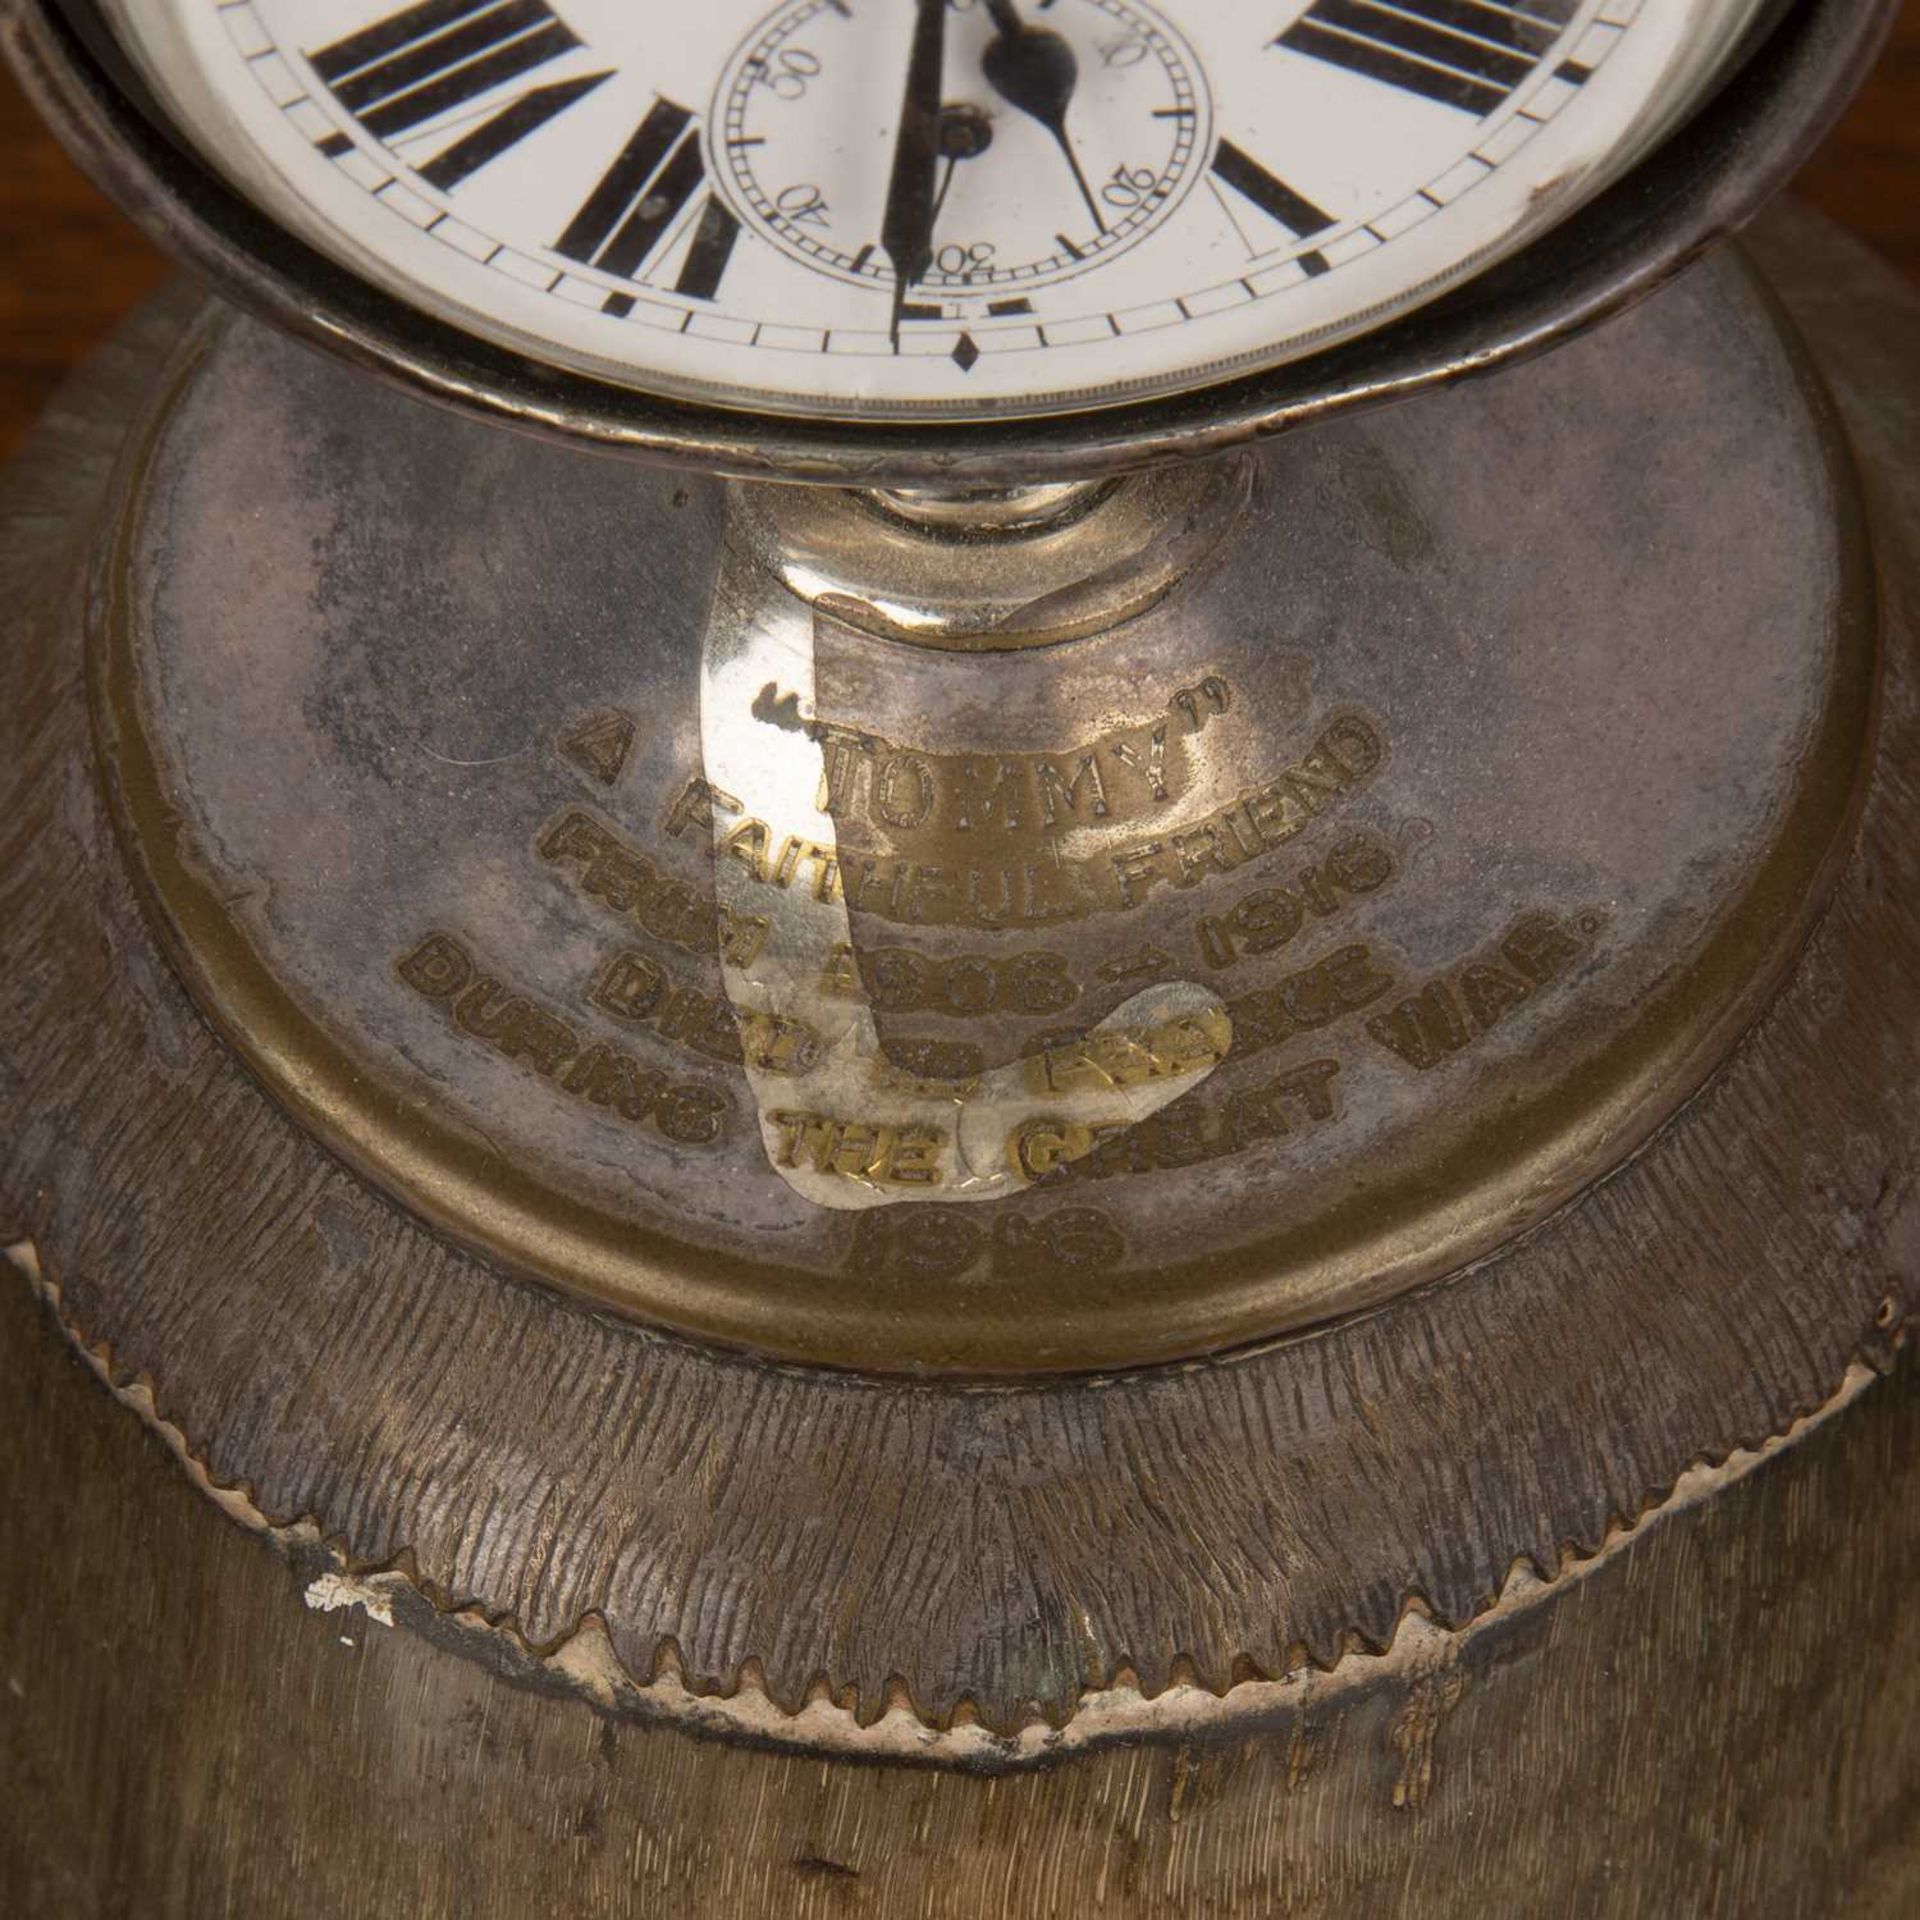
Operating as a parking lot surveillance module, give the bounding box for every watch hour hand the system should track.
[980,0,1105,235]
[880,0,950,346]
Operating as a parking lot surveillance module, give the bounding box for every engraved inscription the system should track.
[1169,673,1235,732]
[1108,713,1386,906]
[1097,944,1177,984]
[870,1037,987,1093]
[766,1110,948,1187]
[559,707,636,787]
[1195,831,1396,968]
[1365,911,1600,1070]
[846,1204,1126,1282]
[1223,941,1397,1064]
[397,932,729,1145]
[804,674,1234,843]
[663,711,1386,930]
[540,808,768,966]
[589,949,820,1074]
[819,942,1081,1018]
[1022,1007,1233,1097]
[1010,1058,1342,1186]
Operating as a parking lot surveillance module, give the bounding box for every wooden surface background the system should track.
[0,5,1916,461]
[4,193,1920,1914]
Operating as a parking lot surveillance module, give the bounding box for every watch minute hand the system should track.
[881,0,950,347]
[979,0,1105,234]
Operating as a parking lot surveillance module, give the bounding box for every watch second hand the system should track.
[880,0,950,348]
[980,0,1106,235]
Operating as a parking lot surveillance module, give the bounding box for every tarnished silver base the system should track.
[92,241,1869,1373]
[3,208,1920,1911]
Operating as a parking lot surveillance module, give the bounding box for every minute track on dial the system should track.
[94,0,1750,418]
[715,0,1205,301]
[305,1,742,302]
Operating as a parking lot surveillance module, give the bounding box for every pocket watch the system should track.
[9,0,1888,1364]
[21,0,1877,466]
[4,0,1920,1905]
[79,0,1768,423]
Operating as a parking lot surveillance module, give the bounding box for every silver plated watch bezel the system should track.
[2,0,1896,484]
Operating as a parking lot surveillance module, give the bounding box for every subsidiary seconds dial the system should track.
[96,0,1767,420]
[716,0,1208,295]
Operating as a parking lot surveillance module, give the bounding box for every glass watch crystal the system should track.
[97,0,1767,417]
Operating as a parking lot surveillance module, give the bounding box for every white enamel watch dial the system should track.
[717,0,1210,298]
[100,0,1764,419]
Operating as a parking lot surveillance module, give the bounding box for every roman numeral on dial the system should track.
[557,101,742,301]
[308,0,608,190]
[1276,0,1562,115]
[1211,140,1335,242]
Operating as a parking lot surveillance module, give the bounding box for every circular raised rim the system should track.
[87,269,1879,1376]
[4,0,1900,485]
